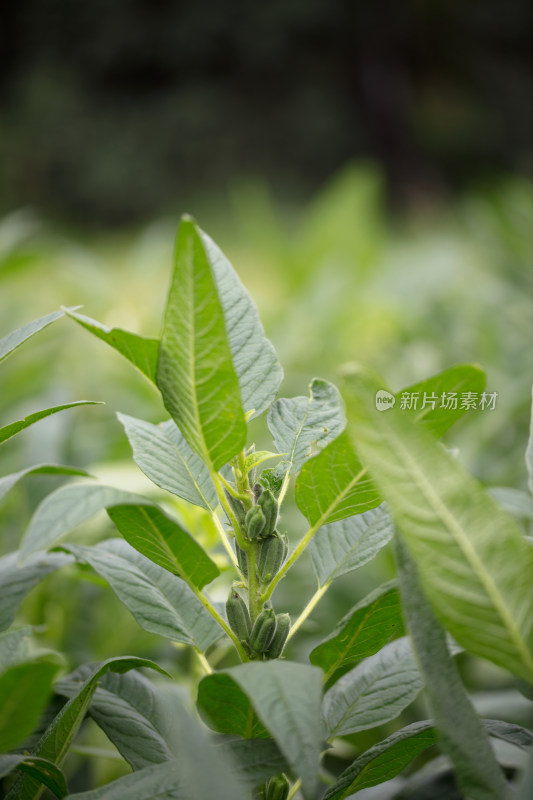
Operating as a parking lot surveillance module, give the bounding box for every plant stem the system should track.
[189,583,248,661]
[278,467,291,505]
[287,777,302,799]
[194,648,213,675]
[210,511,239,569]
[287,581,331,641]
[210,467,248,550]
[261,521,320,603]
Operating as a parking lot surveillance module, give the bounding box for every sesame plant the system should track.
[1,218,532,799]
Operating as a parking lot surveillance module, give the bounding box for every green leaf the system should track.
[0,755,67,798]
[156,217,247,471]
[20,483,150,560]
[56,667,173,770]
[310,581,404,681]
[242,450,283,478]
[0,626,32,670]
[219,739,288,785]
[267,378,345,475]
[323,718,533,799]
[527,385,533,494]
[0,464,89,503]
[0,656,61,753]
[394,536,507,800]
[117,413,216,510]
[197,673,269,739]
[323,636,423,737]
[0,551,73,632]
[0,401,103,446]
[8,658,169,800]
[62,309,159,382]
[64,539,222,650]
[0,309,64,364]
[345,369,533,683]
[107,504,219,588]
[200,226,283,418]
[198,661,323,800]
[490,487,533,521]
[308,503,394,586]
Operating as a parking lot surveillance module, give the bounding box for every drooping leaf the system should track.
[308,503,394,586]
[395,536,507,800]
[0,551,73,632]
[7,657,168,800]
[0,755,67,798]
[323,636,423,738]
[200,226,283,418]
[62,309,159,382]
[56,667,174,770]
[345,369,533,683]
[64,539,222,650]
[527,385,533,494]
[323,718,533,799]
[267,378,345,474]
[107,504,219,588]
[0,464,89,503]
[0,309,65,364]
[156,217,247,471]
[20,483,150,560]
[64,763,185,800]
[0,401,103,446]
[0,656,61,753]
[198,661,323,800]
[117,413,216,509]
[310,582,404,681]
[219,738,288,785]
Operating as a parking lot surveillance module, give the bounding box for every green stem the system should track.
[261,521,320,603]
[189,583,248,661]
[194,648,213,675]
[246,544,260,622]
[211,511,239,568]
[287,581,331,641]
[277,467,291,505]
[287,777,302,799]
[210,467,248,550]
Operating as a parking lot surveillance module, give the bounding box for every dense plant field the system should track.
[1,178,532,798]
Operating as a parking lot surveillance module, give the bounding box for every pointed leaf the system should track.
[0,310,64,364]
[156,218,246,470]
[394,536,507,799]
[0,464,89,503]
[0,550,73,632]
[200,227,283,418]
[345,369,533,683]
[107,504,219,588]
[310,582,404,681]
[323,636,423,737]
[198,661,323,799]
[527,385,533,494]
[0,656,61,753]
[267,378,345,474]
[220,739,288,785]
[0,755,67,798]
[117,413,216,509]
[242,450,282,478]
[63,309,159,382]
[197,673,269,739]
[0,401,103,446]
[8,657,168,800]
[308,503,394,586]
[64,539,222,650]
[20,483,150,560]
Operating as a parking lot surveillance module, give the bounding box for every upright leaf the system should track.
[0,464,89,503]
[0,551,73,632]
[156,217,246,471]
[63,309,159,382]
[345,369,533,683]
[107,504,219,588]
[117,413,216,509]
[198,661,323,799]
[65,539,222,650]
[201,227,283,417]
[395,536,507,800]
[0,310,65,364]
[310,582,404,681]
[267,378,345,474]
[0,401,102,446]
[308,503,394,586]
[323,637,423,737]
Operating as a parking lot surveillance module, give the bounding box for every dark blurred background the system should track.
[1,0,532,226]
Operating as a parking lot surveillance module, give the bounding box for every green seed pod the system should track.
[257,532,285,583]
[226,587,251,642]
[266,613,291,659]
[235,543,248,577]
[224,488,246,528]
[266,775,290,800]
[257,490,278,537]
[245,505,266,540]
[249,608,277,653]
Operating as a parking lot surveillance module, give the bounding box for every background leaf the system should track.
[0,755,67,799]
[156,217,246,471]
[117,413,216,509]
[0,465,89,503]
[0,310,64,364]
[527,385,533,494]
[345,369,533,682]
[267,378,345,474]
[0,401,102,446]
